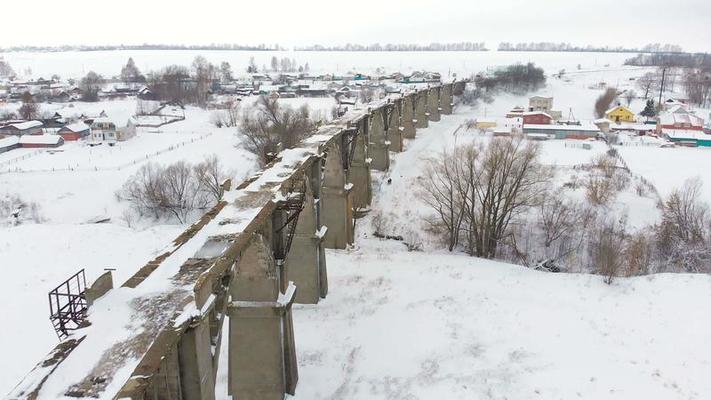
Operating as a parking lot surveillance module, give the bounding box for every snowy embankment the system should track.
[291,239,711,400]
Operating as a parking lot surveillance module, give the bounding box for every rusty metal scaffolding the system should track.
[48,269,88,340]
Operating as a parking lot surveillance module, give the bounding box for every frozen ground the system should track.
[288,240,711,400]
[2,52,711,396]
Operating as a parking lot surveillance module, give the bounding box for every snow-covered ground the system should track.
[1,50,636,80]
[289,240,711,400]
[2,51,711,397]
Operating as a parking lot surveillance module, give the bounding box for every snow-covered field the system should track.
[289,240,711,400]
[1,50,636,80]
[2,50,711,396]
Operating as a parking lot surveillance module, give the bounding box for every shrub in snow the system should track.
[238,96,316,165]
[116,156,227,224]
[655,178,711,273]
[0,194,43,225]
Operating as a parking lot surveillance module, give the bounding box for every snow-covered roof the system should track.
[59,122,90,133]
[663,130,711,140]
[605,105,633,115]
[525,123,600,132]
[659,112,704,127]
[7,120,43,130]
[0,136,20,148]
[668,104,689,114]
[609,123,656,131]
[522,111,552,118]
[19,134,62,145]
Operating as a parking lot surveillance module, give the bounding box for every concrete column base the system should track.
[227,284,297,400]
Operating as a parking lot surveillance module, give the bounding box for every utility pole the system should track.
[658,67,667,109]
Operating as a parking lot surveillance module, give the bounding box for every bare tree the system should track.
[18,92,39,120]
[624,90,636,106]
[656,178,711,272]
[117,161,221,223]
[211,99,240,128]
[80,71,104,102]
[120,57,144,83]
[594,88,618,118]
[194,155,228,202]
[589,217,627,284]
[624,232,653,276]
[421,138,549,258]
[418,147,471,251]
[536,193,592,268]
[238,96,316,164]
[636,71,662,99]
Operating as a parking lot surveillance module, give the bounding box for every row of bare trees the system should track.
[420,140,711,282]
[420,138,549,257]
[116,156,226,223]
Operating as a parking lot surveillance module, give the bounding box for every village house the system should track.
[605,105,636,123]
[89,117,137,144]
[522,111,552,125]
[504,117,523,134]
[0,120,44,136]
[57,122,91,141]
[505,106,526,118]
[658,109,704,132]
[657,108,708,146]
[529,96,553,112]
[528,96,563,119]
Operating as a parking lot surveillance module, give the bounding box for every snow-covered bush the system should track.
[655,178,711,273]
[0,194,43,225]
[116,156,227,224]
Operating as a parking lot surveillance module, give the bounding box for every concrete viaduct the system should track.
[8,81,463,400]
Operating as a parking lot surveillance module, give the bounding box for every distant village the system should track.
[0,63,444,156]
[475,94,711,147]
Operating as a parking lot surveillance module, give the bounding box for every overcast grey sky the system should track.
[2,0,710,51]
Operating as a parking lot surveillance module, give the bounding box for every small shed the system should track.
[57,122,91,141]
[0,120,44,136]
[19,134,64,148]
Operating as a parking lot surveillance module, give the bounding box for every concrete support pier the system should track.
[441,83,454,115]
[179,317,216,400]
[415,91,429,129]
[348,128,372,209]
[285,181,328,304]
[321,144,354,249]
[400,95,416,139]
[428,87,441,122]
[368,110,390,171]
[228,236,298,400]
[386,102,403,152]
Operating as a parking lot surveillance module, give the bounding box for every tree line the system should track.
[296,42,488,51]
[0,44,281,53]
[499,42,683,53]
